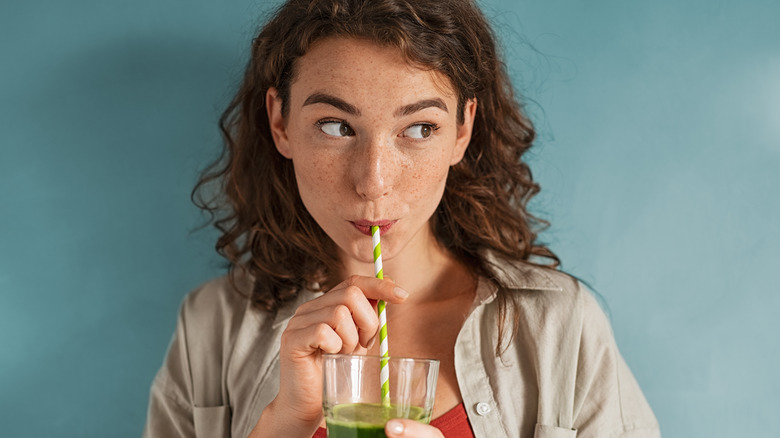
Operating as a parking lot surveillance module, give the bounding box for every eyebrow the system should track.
[301,93,449,117]
[395,98,448,117]
[302,93,361,116]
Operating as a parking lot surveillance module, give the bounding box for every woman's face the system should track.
[267,37,476,267]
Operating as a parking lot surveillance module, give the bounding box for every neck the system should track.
[337,227,472,304]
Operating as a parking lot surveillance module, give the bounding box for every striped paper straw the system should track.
[371,225,390,406]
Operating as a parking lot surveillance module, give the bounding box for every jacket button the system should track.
[475,402,491,416]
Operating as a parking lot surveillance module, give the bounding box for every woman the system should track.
[143,1,660,437]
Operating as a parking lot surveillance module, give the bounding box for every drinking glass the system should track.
[322,354,440,438]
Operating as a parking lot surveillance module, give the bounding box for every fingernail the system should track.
[393,287,409,299]
[367,335,377,349]
[387,420,404,435]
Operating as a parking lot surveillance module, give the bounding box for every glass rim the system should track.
[322,353,440,365]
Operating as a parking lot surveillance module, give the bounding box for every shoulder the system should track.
[173,273,268,371]
[179,274,251,326]
[482,257,659,436]
[519,266,605,329]
[176,273,319,349]
[482,255,617,356]
[484,254,596,322]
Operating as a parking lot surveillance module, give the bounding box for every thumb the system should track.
[385,419,444,438]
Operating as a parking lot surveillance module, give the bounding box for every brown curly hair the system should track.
[193,0,560,319]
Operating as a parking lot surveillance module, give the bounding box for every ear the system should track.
[266,87,292,158]
[450,98,477,165]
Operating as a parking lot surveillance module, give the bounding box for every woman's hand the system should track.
[249,275,409,438]
[386,419,445,438]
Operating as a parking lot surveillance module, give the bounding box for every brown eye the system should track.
[318,120,355,137]
[340,123,354,136]
[403,123,437,139]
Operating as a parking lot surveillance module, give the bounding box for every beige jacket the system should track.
[143,256,660,438]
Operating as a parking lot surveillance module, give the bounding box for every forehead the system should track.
[289,37,457,105]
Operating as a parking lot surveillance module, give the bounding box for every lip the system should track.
[350,220,397,236]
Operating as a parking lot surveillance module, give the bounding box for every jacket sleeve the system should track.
[142,303,197,438]
[572,290,660,438]
[143,282,236,438]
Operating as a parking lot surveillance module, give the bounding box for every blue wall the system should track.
[1,0,778,436]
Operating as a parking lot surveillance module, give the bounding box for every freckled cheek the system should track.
[402,159,450,203]
[293,152,345,197]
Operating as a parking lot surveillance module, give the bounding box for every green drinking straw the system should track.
[371,226,390,406]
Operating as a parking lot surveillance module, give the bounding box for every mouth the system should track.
[350,220,397,236]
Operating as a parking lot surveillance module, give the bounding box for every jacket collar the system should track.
[483,251,563,292]
[470,251,563,313]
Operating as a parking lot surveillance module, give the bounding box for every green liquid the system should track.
[325,403,429,438]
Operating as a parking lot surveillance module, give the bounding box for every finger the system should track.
[286,305,361,353]
[338,275,409,304]
[385,419,444,438]
[335,277,407,348]
[338,285,381,348]
[298,276,407,312]
[291,280,371,318]
[297,276,405,347]
[282,323,343,357]
[292,287,378,349]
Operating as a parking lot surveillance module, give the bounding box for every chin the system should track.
[331,235,375,267]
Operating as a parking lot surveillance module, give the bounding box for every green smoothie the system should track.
[325,403,429,438]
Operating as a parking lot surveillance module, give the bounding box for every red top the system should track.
[312,403,474,438]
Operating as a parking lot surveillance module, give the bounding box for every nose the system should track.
[351,136,392,200]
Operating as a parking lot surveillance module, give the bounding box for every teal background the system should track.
[1,0,778,436]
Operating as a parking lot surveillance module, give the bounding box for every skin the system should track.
[249,37,478,438]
